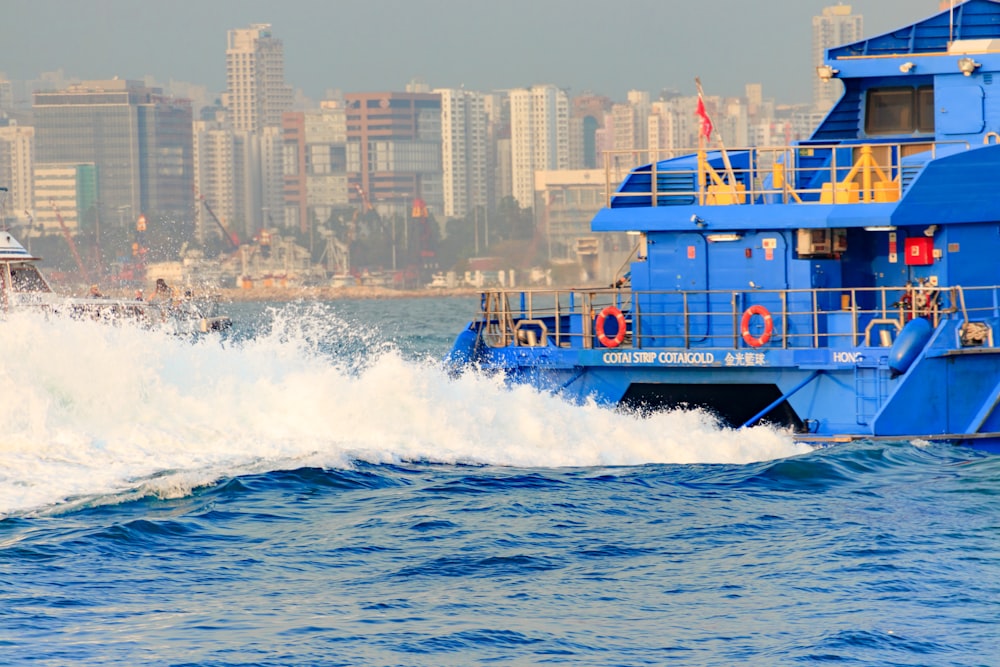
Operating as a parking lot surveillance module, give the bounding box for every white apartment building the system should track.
[193,119,250,246]
[647,101,679,160]
[813,5,863,113]
[510,85,569,209]
[0,123,34,223]
[224,24,293,134]
[436,88,488,219]
[625,90,650,151]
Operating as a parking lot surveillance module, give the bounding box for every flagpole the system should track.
[695,78,738,192]
[695,78,707,205]
[949,0,955,46]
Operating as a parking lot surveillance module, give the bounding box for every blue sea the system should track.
[1,297,998,666]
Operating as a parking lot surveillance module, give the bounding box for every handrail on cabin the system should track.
[602,140,972,208]
[475,284,1000,352]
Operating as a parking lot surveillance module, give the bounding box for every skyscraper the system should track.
[192,115,248,246]
[224,24,293,134]
[509,85,570,209]
[222,24,293,237]
[813,5,864,112]
[33,79,193,227]
[436,88,488,219]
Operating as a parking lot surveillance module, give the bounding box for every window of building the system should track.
[864,85,934,135]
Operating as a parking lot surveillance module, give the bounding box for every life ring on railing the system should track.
[595,305,627,348]
[741,305,773,348]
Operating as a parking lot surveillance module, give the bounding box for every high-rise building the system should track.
[436,88,488,219]
[282,103,349,234]
[33,79,193,227]
[192,116,249,246]
[572,93,613,170]
[813,5,864,112]
[0,123,34,224]
[483,92,511,205]
[509,85,570,209]
[647,100,678,159]
[344,91,443,218]
[224,24,293,134]
[259,125,284,231]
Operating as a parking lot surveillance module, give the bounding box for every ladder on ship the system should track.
[854,361,888,426]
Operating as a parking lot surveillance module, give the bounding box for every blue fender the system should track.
[888,317,933,378]
[444,324,482,375]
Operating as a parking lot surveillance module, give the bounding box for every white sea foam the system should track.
[0,307,811,516]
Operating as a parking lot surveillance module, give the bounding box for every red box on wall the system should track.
[904,237,934,265]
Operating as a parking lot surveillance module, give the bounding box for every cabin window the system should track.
[10,266,50,292]
[916,87,935,133]
[865,86,935,135]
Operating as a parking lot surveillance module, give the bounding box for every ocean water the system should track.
[1,297,998,666]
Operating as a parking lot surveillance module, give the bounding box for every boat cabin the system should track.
[588,0,1000,349]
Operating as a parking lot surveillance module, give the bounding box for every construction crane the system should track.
[49,199,90,283]
[353,183,373,212]
[199,195,240,251]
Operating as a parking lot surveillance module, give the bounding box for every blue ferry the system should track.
[448,1,1000,449]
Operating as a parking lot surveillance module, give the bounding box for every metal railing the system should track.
[476,284,1000,351]
[602,141,972,208]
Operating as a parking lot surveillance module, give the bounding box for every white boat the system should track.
[0,230,231,333]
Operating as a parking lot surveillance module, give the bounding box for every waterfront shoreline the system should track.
[216,285,484,302]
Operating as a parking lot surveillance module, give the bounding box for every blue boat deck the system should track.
[477,284,1000,353]
[602,139,975,211]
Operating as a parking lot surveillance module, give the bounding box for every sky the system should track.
[3,0,946,105]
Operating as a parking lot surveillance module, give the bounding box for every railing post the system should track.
[781,291,788,349]
[634,296,641,349]
[683,291,690,349]
[851,288,858,347]
[813,289,819,348]
[732,291,740,348]
[831,147,838,192]
[651,154,658,207]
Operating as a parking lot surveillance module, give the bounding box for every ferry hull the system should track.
[447,287,1000,451]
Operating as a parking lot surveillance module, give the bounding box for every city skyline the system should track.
[6,0,941,107]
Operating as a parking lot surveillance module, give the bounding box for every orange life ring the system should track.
[741,305,773,348]
[595,305,627,348]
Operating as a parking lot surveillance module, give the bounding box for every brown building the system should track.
[344,92,443,217]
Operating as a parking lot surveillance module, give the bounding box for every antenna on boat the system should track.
[949,0,955,46]
[0,186,8,231]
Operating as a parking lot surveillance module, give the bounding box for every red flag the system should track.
[696,95,713,141]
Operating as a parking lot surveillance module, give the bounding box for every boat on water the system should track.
[447,1,1000,450]
[0,230,232,334]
